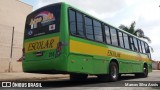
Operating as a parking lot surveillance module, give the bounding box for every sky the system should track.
[21,0,160,61]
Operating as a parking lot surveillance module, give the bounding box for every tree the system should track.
[119,21,151,43]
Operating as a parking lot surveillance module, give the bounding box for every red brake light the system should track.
[17,48,25,62]
[55,42,63,57]
[22,48,25,55]
[57,42,62,52]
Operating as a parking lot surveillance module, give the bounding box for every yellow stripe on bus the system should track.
[70,40,149,62]
[24,37,59,53]
[70,40,108,57]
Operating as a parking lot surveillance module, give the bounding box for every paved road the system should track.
[1,70,160,90]
[33,70,160,90]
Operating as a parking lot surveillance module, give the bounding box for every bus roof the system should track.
[27,2,62,16]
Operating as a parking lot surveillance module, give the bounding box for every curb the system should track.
[0,73,69,81]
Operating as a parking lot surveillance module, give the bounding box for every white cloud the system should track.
[137,1,160,22]
[123,0,139,6]
[34,0,126,19]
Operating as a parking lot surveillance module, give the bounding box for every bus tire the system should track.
[142,64,148,77]
[135,64,148,78]
[70,74,88,81]
[108,62,119,82]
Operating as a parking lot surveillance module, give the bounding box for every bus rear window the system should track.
[24,4,61,39]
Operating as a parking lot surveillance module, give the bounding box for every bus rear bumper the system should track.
[22,58,67,73]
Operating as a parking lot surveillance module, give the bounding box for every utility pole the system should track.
[9,26,14,72]
[10,27,14,58]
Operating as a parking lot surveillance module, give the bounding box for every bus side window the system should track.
[76,12,85,37]
[118,31,124,48]
[129,36,135,51]
[141,41,146,53]
[93,20,103,42]
[133,37,139,52]
[69,9,76,35]
[104,25,111,44]
[110,27,118,46]
[123,33,130,49]
[144,43,149,53]
[144,43,151,58]
[138,40,142,53]
[85,17,94,40]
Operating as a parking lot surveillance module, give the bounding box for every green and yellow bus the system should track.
[22,2,152,81]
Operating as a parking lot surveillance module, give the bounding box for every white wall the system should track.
[0,0,32,72]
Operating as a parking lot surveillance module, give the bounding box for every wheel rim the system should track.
[144,67,148,76]
[111,65,117,79]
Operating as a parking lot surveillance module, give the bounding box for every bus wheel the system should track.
[108,62,119,82]
[135,64,148,78]
[70,74,88,81]
[142,64,148,77]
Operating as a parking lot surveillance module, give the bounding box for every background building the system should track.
[0,0,32,72]
[152,60,160,70]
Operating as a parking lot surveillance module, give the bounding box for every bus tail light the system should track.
[22,48,25,54]
[17,48,25,62]
[57,42,62,52]
[56,42,62,57]
[22,48,25,60]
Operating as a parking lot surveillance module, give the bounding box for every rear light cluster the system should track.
[55,42,62,57]
[57,42,62,52]
[17,48,25,62]
[22,48,25,60]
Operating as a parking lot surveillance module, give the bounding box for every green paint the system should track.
[22,3,152,76]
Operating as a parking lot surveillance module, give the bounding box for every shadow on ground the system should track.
[27,75,149,88]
